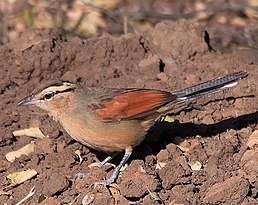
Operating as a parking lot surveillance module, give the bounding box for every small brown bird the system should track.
[18,71,247,186]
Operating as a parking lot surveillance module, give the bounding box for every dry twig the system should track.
[15,186,35,205]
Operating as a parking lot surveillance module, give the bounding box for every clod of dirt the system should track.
[203,176,249,204]
[148,20,209,60]
[0,159,11,172]
[170,184,199,204]
[157,143,184,163]
[34,138,55,155]
[119,160,159,198]
[241,150,258,175]
[37,197,60,205]
[246,130,258,149]
[159,156,192,189]
[42,172,69,196]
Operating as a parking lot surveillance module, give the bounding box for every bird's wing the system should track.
[91,89,175,122]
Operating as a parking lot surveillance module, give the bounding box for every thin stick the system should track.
[69,193,81,205]
[16,186,35,205]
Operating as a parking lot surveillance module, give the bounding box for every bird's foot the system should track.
[93,176,115,188]
[92,149,132,188]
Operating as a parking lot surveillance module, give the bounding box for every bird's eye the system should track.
[44,92,55,100]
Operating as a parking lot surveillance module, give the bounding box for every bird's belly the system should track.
[60,117,146,153]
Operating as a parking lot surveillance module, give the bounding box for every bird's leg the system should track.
[74,152,118,179]
[97,152,118,168]
[94,147,132,187]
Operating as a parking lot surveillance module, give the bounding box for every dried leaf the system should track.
[5,141,35,162]
[230,17,245,27]
[189,161,202,171]
[109,187,119,195]
[159,115,175,123]
[140,165,146,173]
[13,127,48,138]
[109,187,130,204]
[7,169,37,186]
[177,145,190,153]
[82,193,95,205]
[93,0,119,8]
[75,150,83,164]
[0,190,12,196]
[174,136,190,153]
[88,162,116,168]
[155,162,167,170]
[249,0,258,7]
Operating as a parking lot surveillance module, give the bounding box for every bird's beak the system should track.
[18,95,39,106]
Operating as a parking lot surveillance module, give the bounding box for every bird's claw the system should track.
[92,178,114,188]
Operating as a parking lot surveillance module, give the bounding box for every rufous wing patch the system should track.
[93,89,175,121]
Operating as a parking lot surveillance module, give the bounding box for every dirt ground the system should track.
[0,20,257,205]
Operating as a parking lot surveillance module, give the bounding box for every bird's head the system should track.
[18,81,76,113]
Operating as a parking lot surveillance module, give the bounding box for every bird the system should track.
[18,71,247,186]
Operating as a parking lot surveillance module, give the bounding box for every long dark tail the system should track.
[172,71,248,103]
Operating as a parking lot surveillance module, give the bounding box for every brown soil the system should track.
[0,20,257,205]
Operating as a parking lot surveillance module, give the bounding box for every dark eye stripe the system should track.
[56,87,75,94]
[40,87,75,100]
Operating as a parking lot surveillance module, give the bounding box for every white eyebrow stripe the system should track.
[35,83,76,98]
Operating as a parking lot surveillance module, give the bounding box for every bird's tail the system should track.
[172,71,248,103]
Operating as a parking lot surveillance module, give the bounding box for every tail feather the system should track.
[173,71,248,102]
